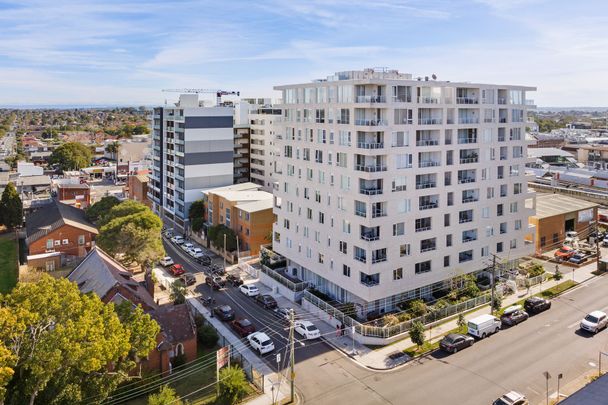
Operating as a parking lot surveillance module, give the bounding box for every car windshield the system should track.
[260,338,271,346]
[240,319,252,327]
[306,325,318,332]
[585,315,600,323]
[493,400,509,405]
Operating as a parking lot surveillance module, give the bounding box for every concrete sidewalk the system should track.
[282,261,600,371]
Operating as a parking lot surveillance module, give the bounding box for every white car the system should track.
[247,332,274,354]
[580,310,608,334]
[294,320,321,340]
[189,247,204,257]
[171,235,184,244]
[602,236,608,247]
[159,256,174,267]
[493,391,528,405]
[181,243,194,252]
[239,284,260,297]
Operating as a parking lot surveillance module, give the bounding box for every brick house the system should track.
[127,173,151,208]
[67,247,197,375]
[56,183,91,209]
[25,200,99,270]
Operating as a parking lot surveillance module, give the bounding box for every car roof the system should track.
[503,391,525,401]
[589,310,606,317]
[445,333,464,340]
[172,264,183,268]
[253,332,270,340]
[526,296,544,303]
[238,319,252,326]
[298,320,314,327]
[503,305,523,315]
[163,256,172,259]
[220,305,232,311]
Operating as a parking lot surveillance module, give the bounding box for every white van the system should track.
[467,314,501,339]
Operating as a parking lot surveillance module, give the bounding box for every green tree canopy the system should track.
[85,195,120,222]
[96,200,164,267]
[169,280,186,305]
[409,321,426,351]
[0,183,22,229]
[218,366,249,404]
[208,225,237,252]
[188,199,205,233]
[0,275,158,404]
[49,142,92,171]
[148,385,182,405]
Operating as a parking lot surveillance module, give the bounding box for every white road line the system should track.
[567,321,580,329]
[527,387,540,395]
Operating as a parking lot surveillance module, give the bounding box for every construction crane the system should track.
[162,88,240,106]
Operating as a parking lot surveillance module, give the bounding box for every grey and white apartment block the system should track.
[272,68,537,315]
[149,94,234,232]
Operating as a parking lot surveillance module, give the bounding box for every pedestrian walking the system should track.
[340,323,345,336]
[336,324,341,338]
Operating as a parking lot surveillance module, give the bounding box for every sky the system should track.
[0,0,606,107]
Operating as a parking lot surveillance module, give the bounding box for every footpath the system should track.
[267,261,599,371]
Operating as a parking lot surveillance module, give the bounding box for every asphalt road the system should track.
[165,237,608,404]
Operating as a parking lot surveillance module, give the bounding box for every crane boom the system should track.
[162,88,240,106]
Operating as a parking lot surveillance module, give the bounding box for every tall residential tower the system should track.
[272,68,536,314]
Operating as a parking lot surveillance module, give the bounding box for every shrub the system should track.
[433,299,449,310]
[397,313,412,322]
[148,385,182,405]
[409,321,426,350]
[408,299,428,317]
[218,366,249,404]
[527,262,545,278]
[171,353,187,369]
[383,314,399,327]
[198,324,219,348]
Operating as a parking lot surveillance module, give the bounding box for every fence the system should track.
[303,289,495,340]
[239,262,259,278]
[516,273,548,288]
[260,265,309,292]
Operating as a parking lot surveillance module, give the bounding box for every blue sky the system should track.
[0,0,606,106]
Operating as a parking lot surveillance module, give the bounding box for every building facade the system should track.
[149,94,234,232]
[249,106,282,192]
[272,68,536,314]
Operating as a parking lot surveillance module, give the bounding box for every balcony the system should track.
[360,187,382,195]
[458,177,475,184]
[355,119,388,127]
[498,97,507,105]
[459,155,478,164]
[360,274,379,287]
[416,139,439,146]
[462,231,478,243]
[355,209,367,218]
[418,96,440,104]
[458,117,479,124]
[356,95,386,103]
[372,209,387,218]
[459,215,473,224]
[357,142,384,149]
[419,201,438,210]
[371,251,387,264]
[420,240,437,253]
[416,181,436,189]
[361,233,380,242]
[354,255,367,264]
[355,164,387,172]
[415,225,431,233]
[462,195,478,203]
[418,117,443,125]
[456,97,479,104]
[419,161,441,168]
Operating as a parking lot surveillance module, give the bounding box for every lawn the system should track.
[0,234,18,293]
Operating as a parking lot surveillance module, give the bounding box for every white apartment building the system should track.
[149,94,234,232]
[272,68,536,315]
[249,105,282,192]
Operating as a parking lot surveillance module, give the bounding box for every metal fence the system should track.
[260,265,309,292]
[303,289,495,339]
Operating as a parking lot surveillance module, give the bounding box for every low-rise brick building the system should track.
[56,182,91,208]
[127,173,150,208]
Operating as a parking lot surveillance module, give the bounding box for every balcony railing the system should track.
[419,202,438,210]
[498,97,507,104]
[462,197,478,203]
[457,137,477,144]
[418,118,443,125]
[458,177,475,184]
[360,279,379,287]
[459,217,473,224]
[419,161,441,168]
[458,117,479,124]
[459,157,478,164]
[416,182,436,189]
[499,118,508,123]
[355,210,366,218]
[484,118,495,123]
[355,119,388,126]
[355,164,387,172]
[415,226,431,233]
[457,97,478,104]
[354,256,367,263]
[372,256,387,264]
[418,97,440,104]
[416,139,439,146]
[356,95,386,103]
[360,188,383,195]
[463,237,477,243]
[372,210,387,218]
[357,142,384,149]
[361,233,380,242]
[420,246,436,253]
[393,96,412,103]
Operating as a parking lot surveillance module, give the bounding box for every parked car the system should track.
[439,333,474,354]
[247,332,274,355]
[226,274,243,286]
[205,276,225,290]
[565,231,578,239]
[168,264,185,276]
[555,246,576,260]
[467,314,501,339]
[523,296,551,314]
[569,253,588,264]
[273,307,295,322]
[159,256,174,267]
[580,310,608,334]
[181,242,194,252]
[189,247,204,257]
[211,264,226,276]
[213,305,235,321]
[171,235,184,244]
[294,320,321,340]
[230,318,256,337]
[180,273,196,286]
[500,305,529,326]
[493,391,528,405]
[197,255,212,266]
[240,284,260,297]
[255,294,278,309]
[602,235,608,247]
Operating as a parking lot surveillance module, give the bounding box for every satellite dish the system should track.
[432,74,437,80]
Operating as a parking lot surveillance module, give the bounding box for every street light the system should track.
[543,371,551,405]
[557,373,563,404]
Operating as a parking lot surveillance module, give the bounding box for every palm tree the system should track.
[105,141,120,160]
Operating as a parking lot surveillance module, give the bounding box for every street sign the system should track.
[216,346,230,370]
[543,371,551,379]
[276,353,281,364]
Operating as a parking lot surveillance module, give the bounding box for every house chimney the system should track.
[144,270,155,299]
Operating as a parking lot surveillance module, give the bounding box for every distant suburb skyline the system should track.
[0,0,606,107]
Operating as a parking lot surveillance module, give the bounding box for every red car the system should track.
[554,246,576,260]
[168,264,185,276]
[230,318,256,337]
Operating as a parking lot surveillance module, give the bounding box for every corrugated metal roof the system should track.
[533,194,598,219]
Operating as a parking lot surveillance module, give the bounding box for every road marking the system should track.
[589,361,597,367]
[568,321,580,329]
[527,387,540,395]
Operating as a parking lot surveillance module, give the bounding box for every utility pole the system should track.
[596,220,600,272]
[490,254,497,314]
[289,309,295,403]
[223,233,227,269]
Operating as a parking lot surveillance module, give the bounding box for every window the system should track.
[339,241,348,254]
[400,244,411,257]
[78,235,85,245]
[459,250,473,263]
[514,220,522,230]
[392,176,407,192]
[415,217,431,232]
[497,242,504,253]
[393,222,405,236]
[540,236,546,247]
[393,268,403,281]
[481,246,489,257]
[510,239,517,249]
[444,213,450,227]
[319,212,325,224]
[396,154,413,169]
[46,239,53,249]
[415,261,431,274]
[343,265,351,277]
[398,199,411,213]
[318,253,324,264]
[61,239,68,245]
[446,234,452,247]
[444,255,450,267]
[392,131,409,147]
[54,240,61,246]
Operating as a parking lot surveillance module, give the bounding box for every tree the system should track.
[170,280,187,305]
[148,385,182,405]
[408,300,428,318]
[0,275,158,404]
[554,268,563,281]
[148,385,183,405]
[461,274,480,299]
[0,183,22,229]
[409,321,426,352]
[188,199,205,233]
[105,141,120,160]
[49,142,92,171]
[492,295,503,313]
[218,366,248,405]
[85,195,120,222]
[208,225,237,252]
[96,201,164,267]
[198,325,219,348]
[114,301,161,359]
[457,313,466,332]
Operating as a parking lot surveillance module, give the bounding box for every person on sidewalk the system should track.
[340,323,345,336]
[336,324,341,338]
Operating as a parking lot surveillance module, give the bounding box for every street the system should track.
[164,238,608,404]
